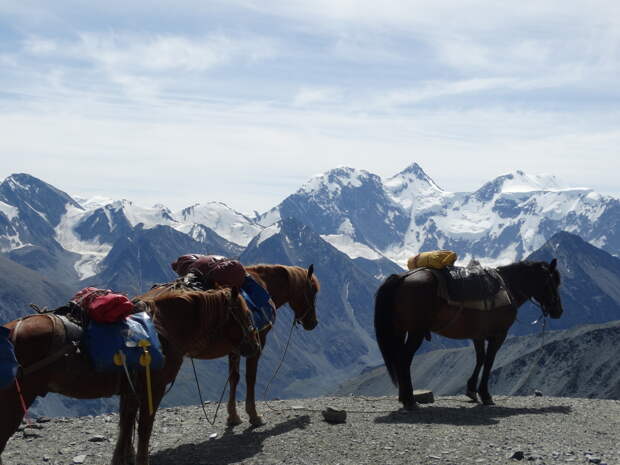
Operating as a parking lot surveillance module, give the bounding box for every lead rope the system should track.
[260,317,398,415]
[262,317,297,413]
[14,378,31,426]
[517,308,548,393]
[190,357,231,426]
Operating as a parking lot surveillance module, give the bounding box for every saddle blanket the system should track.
[0,326,19,390]
[411,264,512,311]
[83,312,165,372]
[241,275,275,331]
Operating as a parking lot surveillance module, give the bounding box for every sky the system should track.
[0,1,619,214]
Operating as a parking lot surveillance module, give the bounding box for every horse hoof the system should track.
[401,402,418,411]
[249,416,265,427]
[226,415,243,426]
[466,390,479,402]
[482,398,495,406]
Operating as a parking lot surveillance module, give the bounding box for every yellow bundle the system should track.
[407,250,457,270]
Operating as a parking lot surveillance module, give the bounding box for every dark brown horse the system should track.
[227,264,319,427]
[0,288,259,465]
[374,259,563,410]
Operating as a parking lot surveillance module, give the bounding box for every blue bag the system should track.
[241,275,276,331]
[83,312,165,373]
[0,326,19,390]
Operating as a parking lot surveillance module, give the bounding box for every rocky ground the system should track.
[3,395,619,465]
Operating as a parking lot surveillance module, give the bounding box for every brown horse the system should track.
[374,259,563,410]
[226,264,319,427]
[0,288,259,465]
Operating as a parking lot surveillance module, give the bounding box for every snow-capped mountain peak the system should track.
[175,201,262,246]
[472,170,582,203]
[385,162,446,211]
[299,167,380,198]
[389,162,444,191]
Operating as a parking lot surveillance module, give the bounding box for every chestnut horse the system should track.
[0,288,260,465]
[374,259,563,410]
[223,264,319,427]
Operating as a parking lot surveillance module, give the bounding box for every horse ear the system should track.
[307,264,314,280]
[549,258,557,272]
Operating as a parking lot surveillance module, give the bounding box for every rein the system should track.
[517,310,549,392]
[262,316,296,404]
[190,358,231,426]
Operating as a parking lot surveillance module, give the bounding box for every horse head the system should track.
[291,264,319,331]
[532,259,563,319]
[229,287,262,358]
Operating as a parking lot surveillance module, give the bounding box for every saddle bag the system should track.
[240,275,275,331]
[408,250,457,270]
[72,287,135,324]
[83,312,164,373]
[0,326,19,390]
[172,254,246,289]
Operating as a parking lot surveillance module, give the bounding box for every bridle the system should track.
[529,266,561,318]
[293,279,316,326]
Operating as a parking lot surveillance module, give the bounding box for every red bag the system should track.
[72,287,135,323]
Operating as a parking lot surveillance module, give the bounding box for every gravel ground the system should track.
[3,395,619,465]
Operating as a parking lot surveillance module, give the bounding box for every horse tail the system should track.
[374,273,405,386]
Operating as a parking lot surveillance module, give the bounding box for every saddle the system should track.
[169,255,276,332]
[29,293,163,374]
[421,261,513,311]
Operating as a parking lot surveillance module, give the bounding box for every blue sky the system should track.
[1,1,619,213]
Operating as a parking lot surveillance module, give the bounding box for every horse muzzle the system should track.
[301,318,318,331]
[239,332,261,358]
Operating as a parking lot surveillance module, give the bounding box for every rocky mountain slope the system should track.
[3,396,619,465]
[335,321,620,401]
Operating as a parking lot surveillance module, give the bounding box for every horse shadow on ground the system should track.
[374,400,572,427]
[151,415,311,465]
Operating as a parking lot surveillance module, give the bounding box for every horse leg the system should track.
[226,353,243,426]
[134,351,184,465]
[0,384,38,459]
[466,339,486,402]
[396,332,424,410]
[245,354,264,426]
[134,381,167,465]
[478,332,507,406]
[111,391,138,465]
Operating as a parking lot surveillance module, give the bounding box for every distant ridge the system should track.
[335,320,620,400]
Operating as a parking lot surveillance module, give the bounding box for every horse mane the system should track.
[499,260,559,281]
[148,289,232,351]
[246,264,320,292]
[286,265,321,292]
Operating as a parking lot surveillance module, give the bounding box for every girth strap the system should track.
[22,343,77,376]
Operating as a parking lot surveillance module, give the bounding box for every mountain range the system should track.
[0,165,619,416]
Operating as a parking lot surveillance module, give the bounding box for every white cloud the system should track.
[23,32,278,73]
[1,0,620,213]
[293,87,342,106]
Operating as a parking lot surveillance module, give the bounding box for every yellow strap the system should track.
[138,340,154,416]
